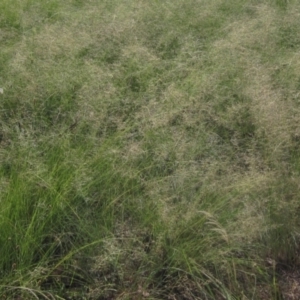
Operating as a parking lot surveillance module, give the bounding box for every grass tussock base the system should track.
[1,0,300,299]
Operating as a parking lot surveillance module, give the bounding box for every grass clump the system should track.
[1,0,300,299]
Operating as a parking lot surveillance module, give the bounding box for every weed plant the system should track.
[1,0,300,299]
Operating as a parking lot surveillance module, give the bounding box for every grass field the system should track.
[1,0,300,299]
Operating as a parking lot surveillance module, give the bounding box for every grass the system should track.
[1,0,300,298]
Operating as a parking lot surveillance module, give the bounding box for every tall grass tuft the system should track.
[1,0,300,298]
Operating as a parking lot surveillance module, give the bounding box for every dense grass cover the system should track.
[1,0,300,298]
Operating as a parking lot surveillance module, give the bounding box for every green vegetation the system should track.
[1,0,300,298]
